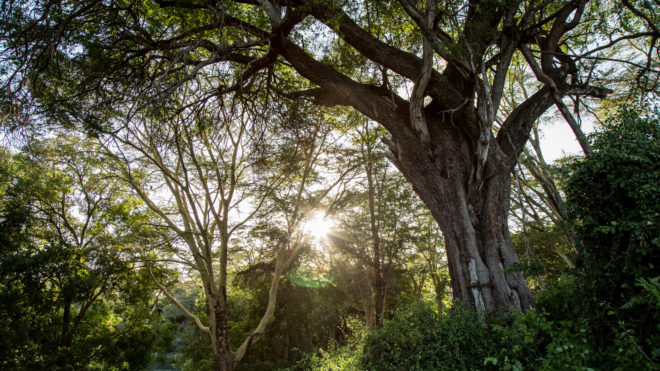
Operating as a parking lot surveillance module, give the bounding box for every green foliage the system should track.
[0,140,162,370]
[564,105,660,361]
[231,253,351,370]
[301,345,363,371]
[148,283,213,371]
[288,336,364,371]
[534,274,659,369]
[360,303,535,370]
[356,297,656,370]
[566,106,659,293]
[511,223,576,284]
[517,309,595,370]
[286,318,366,371]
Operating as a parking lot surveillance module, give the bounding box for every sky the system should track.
[538,117,595,163]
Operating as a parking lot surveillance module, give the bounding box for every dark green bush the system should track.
[360,303,536,370]
[358,300,657,370]
[534,275,659,369]
[564,106,660,364]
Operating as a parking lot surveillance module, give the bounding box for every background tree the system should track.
[150,102,359,370]
[408,212,451,313]
[99,90,261,369]
[96,82,354,369]
[0,136,161,369]
[327,116,444,328]
[229,99,357,364]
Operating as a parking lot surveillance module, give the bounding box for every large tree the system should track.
[2,0,658,315]
[96,85,354,368]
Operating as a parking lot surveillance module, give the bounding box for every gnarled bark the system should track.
[384,114,535,312]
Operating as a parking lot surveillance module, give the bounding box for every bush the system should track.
[290,344,363,371]
[533,274,659,369]
[564,106,660,363]
[360,303,536,370]
[286,322,365,371]
[357,299,660,370]
[565,106,659,301]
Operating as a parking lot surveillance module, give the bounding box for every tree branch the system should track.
[554,98,592,156]
[409,0,435,146]
[279,39,410,136]
[497,86,554,165]
[148,267,210,334]
[304,0,465,109]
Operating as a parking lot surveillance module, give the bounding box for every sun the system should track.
[302,212,334,241]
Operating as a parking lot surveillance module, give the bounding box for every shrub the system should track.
[360,303,536,370]
[564,106,660,363]
[286,323,365,371]
[358,300,658,370]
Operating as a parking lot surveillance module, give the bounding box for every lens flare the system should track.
[302,212,334,241]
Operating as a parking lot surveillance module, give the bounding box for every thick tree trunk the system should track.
[207,290,235,371]
[388,115,535,314]
[280,29,546,314]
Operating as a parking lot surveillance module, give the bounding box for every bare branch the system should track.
[148,267,210,334]
[554,98,592,156]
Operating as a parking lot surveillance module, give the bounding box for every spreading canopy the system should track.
[2,0,658,315]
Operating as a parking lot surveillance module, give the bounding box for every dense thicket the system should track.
[564,107,660,362]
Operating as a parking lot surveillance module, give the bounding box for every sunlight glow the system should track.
[302,212,334,241]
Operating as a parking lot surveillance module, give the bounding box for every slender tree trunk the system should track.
[413,276,425,302]
[61,299,72,347]
[283,333,290,365]
[363,301,375,330]
[206,288,235,371]
[373,276,385,327]
[435,291,445,313]
[388,115,535,314]
[364,129,386,328]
